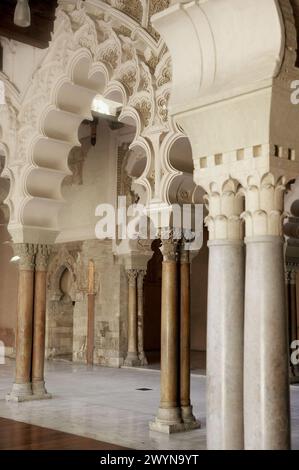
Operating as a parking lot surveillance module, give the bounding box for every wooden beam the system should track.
[0,0,57,49]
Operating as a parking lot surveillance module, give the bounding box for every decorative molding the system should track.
[0,0,187,244]
[204,179,244,242]
[13,243,37,271]
[35,245,52,272]
[126,268,138,286]
[241,173,286,238]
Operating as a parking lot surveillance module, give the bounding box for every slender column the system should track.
[124,269,140,366]
[286,269,299,378]
[32,245,51,398]
[243,174,290,450]
[179,242,199,429]
[137,270,148,366]
[87,260,96,365]
[6,244,36,402]
[205,179,245,449]
[150,233,184,433]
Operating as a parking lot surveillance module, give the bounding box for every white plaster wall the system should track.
[57,120,118,243]
[0,38,46,96]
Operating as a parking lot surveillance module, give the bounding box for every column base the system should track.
[138,352,148,366]
[32,380,52,399]
[181,405,201,428]
[124,353,141,367]
[6,383,33,402]
[6,382,51,402]
[149,407,198,434]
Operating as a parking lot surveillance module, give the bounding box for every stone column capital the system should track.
[286,268,297,284]
[241,173,286,238]
[13,243,37,271]
[158,228,181,262]
[35,245,52,272]
[126,269,138,286]
[204,178,244,242]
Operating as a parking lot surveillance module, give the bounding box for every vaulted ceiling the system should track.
[0,0,57,49]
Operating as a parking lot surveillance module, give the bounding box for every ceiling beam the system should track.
[0,0,57,49]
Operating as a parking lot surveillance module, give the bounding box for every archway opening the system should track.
[143,239,163,366]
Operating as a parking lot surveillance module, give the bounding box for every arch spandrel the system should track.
[0,0,192,244]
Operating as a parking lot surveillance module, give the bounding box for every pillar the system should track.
[137,270,148,366]
[205,179,245,449]
[124,269,140,366]
[6,244,36,401]
[179,242,200,428]
[32,245,51,398]
[243,174,290,450]
[150,233,183,433]
[286,268,299,380]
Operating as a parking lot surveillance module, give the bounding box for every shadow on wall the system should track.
[143,239,162,364]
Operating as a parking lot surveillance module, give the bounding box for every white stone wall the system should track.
[0,38,46,96]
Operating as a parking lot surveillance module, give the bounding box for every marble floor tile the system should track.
[0,359,298,450]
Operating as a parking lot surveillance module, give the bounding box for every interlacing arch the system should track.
[0,0,188,244]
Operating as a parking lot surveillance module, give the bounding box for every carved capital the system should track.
[35,245,51,272]
[286,268,297,285]
[126,269,138,286]
[241,174,286,238]
[204,178,244,241]
[13,244,37,271]
[160,234,180,262]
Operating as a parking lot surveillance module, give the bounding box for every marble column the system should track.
[243,174,290,450]
[124,269,140,366]
[137,270,148,366]
[150,234,184,433]
[6,244,36,401]
[179,242,199,428]
[32,245,51,398]
[287,269,299,380]
[205,179,245,449]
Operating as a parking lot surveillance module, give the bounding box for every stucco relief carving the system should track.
[241,173,287,238]
[47,246,79,301]
[0,0,190,244]
[204,179,245,242]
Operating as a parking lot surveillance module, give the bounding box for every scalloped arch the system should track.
[4,1,171,243]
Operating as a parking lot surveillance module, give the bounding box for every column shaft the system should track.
[205,179,245,449]
[32,270,47,384]
[15,270,35,386]
[180,246,199,428]
[160,260,179,409]
[244,237,290,449]
[32,245,51,398]
[125,270,140,366]
[150,235,184,433]
[7,244,36,401]
[207,240,244,449]
[137,270,148,366]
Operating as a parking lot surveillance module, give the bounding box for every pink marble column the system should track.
[6,244,36,402]
[32,245,51,398]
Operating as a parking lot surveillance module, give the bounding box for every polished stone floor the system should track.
[0,359,298,450]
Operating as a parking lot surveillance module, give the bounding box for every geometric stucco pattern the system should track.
[0,0,187,244]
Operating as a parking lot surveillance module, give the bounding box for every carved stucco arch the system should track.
[48,249,77,302]
[1,0,188,244]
